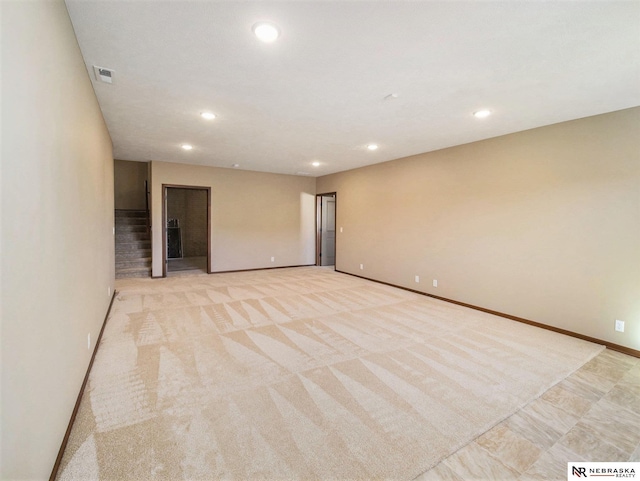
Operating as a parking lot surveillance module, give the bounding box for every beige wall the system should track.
[318,107,640,351]
[114,159,148,210]
[1,1,115,479]
[150,161,316,275]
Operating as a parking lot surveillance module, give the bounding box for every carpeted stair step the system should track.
[115,248,151,259]
[115,209,147,217]
[116,232,149,242]
[116,240,151,251]
[115,266,152,279]
[116,224,147,233]
[115,216,147,225]
[115,258,151,269]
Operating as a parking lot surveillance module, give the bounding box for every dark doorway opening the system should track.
[162,185,211,277]
[316,193,336,267]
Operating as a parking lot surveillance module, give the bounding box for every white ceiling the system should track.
[65,1,640,177]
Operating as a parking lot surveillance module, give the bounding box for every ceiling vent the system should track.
[93,65,114,84]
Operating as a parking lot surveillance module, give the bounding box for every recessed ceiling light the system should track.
[252,22,280,43]
[473,109,492,119]
[311,161,321,167]
[201,112,216,120]
[367,144,379,151]
[181,144,193,151]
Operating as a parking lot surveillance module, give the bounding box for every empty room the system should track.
[1,1,639,481]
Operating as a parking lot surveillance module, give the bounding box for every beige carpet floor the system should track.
[57,267,603,480]
[168,256,208,273]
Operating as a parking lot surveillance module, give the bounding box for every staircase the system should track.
[115,210,151,279]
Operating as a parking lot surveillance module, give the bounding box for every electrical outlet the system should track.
[87,333,91,350]
[360,264,364,270]
[433,279,438,287]
[340,227,343,233]
[415,275,420,283]
[271,256,275,262]
[615,320,625,333]
[108,286,111,297]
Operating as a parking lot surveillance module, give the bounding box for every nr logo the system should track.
[572,466,587,477]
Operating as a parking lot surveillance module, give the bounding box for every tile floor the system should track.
[414,348,640,480]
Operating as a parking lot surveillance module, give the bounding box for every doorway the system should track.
[162,185,211,277]
[316,193,336,267]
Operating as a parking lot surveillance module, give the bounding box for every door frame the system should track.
[162,184,212,277]
[315,192,337,267]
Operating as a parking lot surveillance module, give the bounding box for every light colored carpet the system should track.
[57,267,603,480]
[167,256,207,273]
